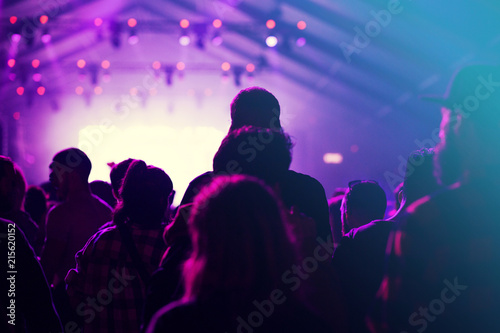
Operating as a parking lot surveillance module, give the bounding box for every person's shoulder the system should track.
[286,170,326,191]
[91,194,113,212]
[149,299,197,332]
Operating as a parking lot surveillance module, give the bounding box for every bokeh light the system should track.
[266,19,276,29]
[221,62,231,71]
[266,35,278,47]
[212,19,222,28]
[323,153,344,164]
[180,19,190,28]
[77,59,86,68]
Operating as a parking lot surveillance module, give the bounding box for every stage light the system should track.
[246,63,255,72]
[297,21,307,30]
[176,62,185,71]
[16,87,24,95]
[212,19,222,28]
[130,87,138,96]
[8,74,16,81]
[94,86,103,95]
[296,37,306,47]
[37,86,46,95]
[102,73,111,83]
[211,31,223,46]
[32,59,40,68]
[152,61,161,70]
[10,16,17,24]
[94,18,103,27]
[266,19,276,29]
[13,112,20,120]
[128,32,139,45]
[40,15,48,24]
[323,153,343,164]
[180,19,190,28]
[350,144,359,153]
[77,59,86,68]
[7,59,15,68]
[11,34,21,43]
[128,18,137,28]
[266,35,278,47]
[101,60,110,69]
[221,62,230,71]
[179,33,190,46]
[41,29,51,43]
[75,86,84,95]
[33,73,42,82]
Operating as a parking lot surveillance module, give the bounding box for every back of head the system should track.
[213,126,293,186]
[52,148,92,183]
[0,156,16,212]
[12,163,27,211]
[342,181,387,233]
[403,148,439,204]
[184,175,295,301]
[115,160,173,227]
[24,186,47,225]
[110,158,134,199]
[229,87,281,132]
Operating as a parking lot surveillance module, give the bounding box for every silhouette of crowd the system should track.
[1,65,500,332]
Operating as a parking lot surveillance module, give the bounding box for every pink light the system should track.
[10,16,17,24]
[32,59,40,68]
[11,34,21,43]
[94,18,103,27]
[16,87,24,95]
[33,73,42,82]
[37,86,46,95]
[221,62,230,71]
[77,59,86,68]
[94,86,103,95]
[266,19,276,29]
[296,37,306,47]
[130,87,138,96]
[128,18,137,28]
[13,112,21,120]
[41,33,52,43]
[101,60,110,69]
[75,86,84,95]
[7,59,15,68]
[152,61,161,70]
[246,63,255,73]
[40,15,49,25]
[128,35,139,45]
[176,62,185,71]
[350,144,359,153]
[212,19,222,28]
[180,19,190,29]
[8,73,16,81]
[297,21,307,30]
[149,88,157,96]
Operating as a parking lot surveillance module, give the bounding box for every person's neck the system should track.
[66,184,91,201]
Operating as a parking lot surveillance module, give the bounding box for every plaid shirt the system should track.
[66,224,166,333]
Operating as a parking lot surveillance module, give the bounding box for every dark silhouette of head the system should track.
[403,148,440,204]
[113,160,173,228]
[49,148,92,199]
[0,156,17,212]
[24,186,47,227]
[328,194,345,247]
[341,181,387,234]
[425,65,500,185]
[229,87,281,132]
[90,180,116,208]
[183,175,296,302]
[213,126,293,186]
[109,158,134,199]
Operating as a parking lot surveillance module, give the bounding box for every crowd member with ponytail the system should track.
[66,160,173,333]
